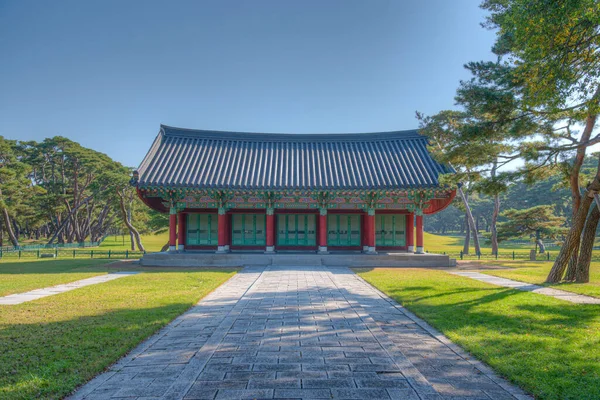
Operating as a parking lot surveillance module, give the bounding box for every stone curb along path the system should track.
[71,266,531,400]
[0,271,141,305]
[450,271,600,305]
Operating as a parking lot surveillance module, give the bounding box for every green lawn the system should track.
[0,259,114,297]
[356,268,600,400]
[99,232,168,252]
[0,266,237,400]
[475,260,600,298]
[0,233,168,262]
[422,231,540,255]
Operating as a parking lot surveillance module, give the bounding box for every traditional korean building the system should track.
[133,125,455,255]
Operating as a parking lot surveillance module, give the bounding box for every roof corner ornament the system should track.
[407,189,434,216]
[130,170,139,186]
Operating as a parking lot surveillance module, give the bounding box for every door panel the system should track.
[186,213,218,246]
[297,215,306,244]
[231,214,266,246]
[349,215,361,245]
[232,214,242,245]
[375,214,406,246]
[277,214,316,246]
[307,215,316,244]
[254,214,265,245]
[328,214,361,247]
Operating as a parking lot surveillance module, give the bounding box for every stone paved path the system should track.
[71,266,531,400]
[451,271,600,305]
[0,271,140,305]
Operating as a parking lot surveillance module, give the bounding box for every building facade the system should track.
[133,125,455,254]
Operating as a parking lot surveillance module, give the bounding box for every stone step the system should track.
[140,252,456,268]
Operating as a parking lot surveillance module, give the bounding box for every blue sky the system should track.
[0,0,496,167]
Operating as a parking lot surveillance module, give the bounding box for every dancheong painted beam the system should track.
[132,125,456,255]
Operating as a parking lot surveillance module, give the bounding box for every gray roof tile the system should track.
[136,125,452,190]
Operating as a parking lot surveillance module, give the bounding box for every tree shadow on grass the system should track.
[384,285,505,304]
[0,259,240,275]
[365,277,600,399]
[0,259,117,275]
[0,303,196,400]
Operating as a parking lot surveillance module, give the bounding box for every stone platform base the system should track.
[140,251,456,268]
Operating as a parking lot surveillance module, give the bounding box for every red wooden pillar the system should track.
[169,207,177,251]
[177,212,185,251]
[361,214,368,252]
[318,209,328,253]
[406,213,414,253]
[226,213,231,251]
[416,214,424,254]
[365,209,376,254]
[217,208,228,253]
[265,208,275,253]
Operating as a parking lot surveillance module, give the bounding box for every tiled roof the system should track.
[135,125,452,190]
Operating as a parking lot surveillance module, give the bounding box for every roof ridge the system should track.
[159,124,423,142]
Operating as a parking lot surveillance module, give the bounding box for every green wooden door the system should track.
[231,214,266,246]
[186,213,218,246]
[277,214,316,246]
[327,214,361,246]
[375,214,406,246]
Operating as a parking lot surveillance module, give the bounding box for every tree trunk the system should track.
[0,179,18,246]
[547,191,595,282]
[458,186,481,254]
[491,194,500,255]
[47,195,94,245]
[565,243,580,280]
[12,220,20,241]
[547,154,600,283]
[536,238,545,254]
[463,212,471,254]
[117,191,145,252]
[575,206,600,283]
[1,207,19,247]
[565,113,597,279]
[570,114,597,215]
[127,206,135,251]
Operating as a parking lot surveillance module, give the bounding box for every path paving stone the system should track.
[0,271,140,305]
[450,271,600,304]
[70,266,531,399]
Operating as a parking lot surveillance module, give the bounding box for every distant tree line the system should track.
[0,136,166,250]
[426,163,576,240]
